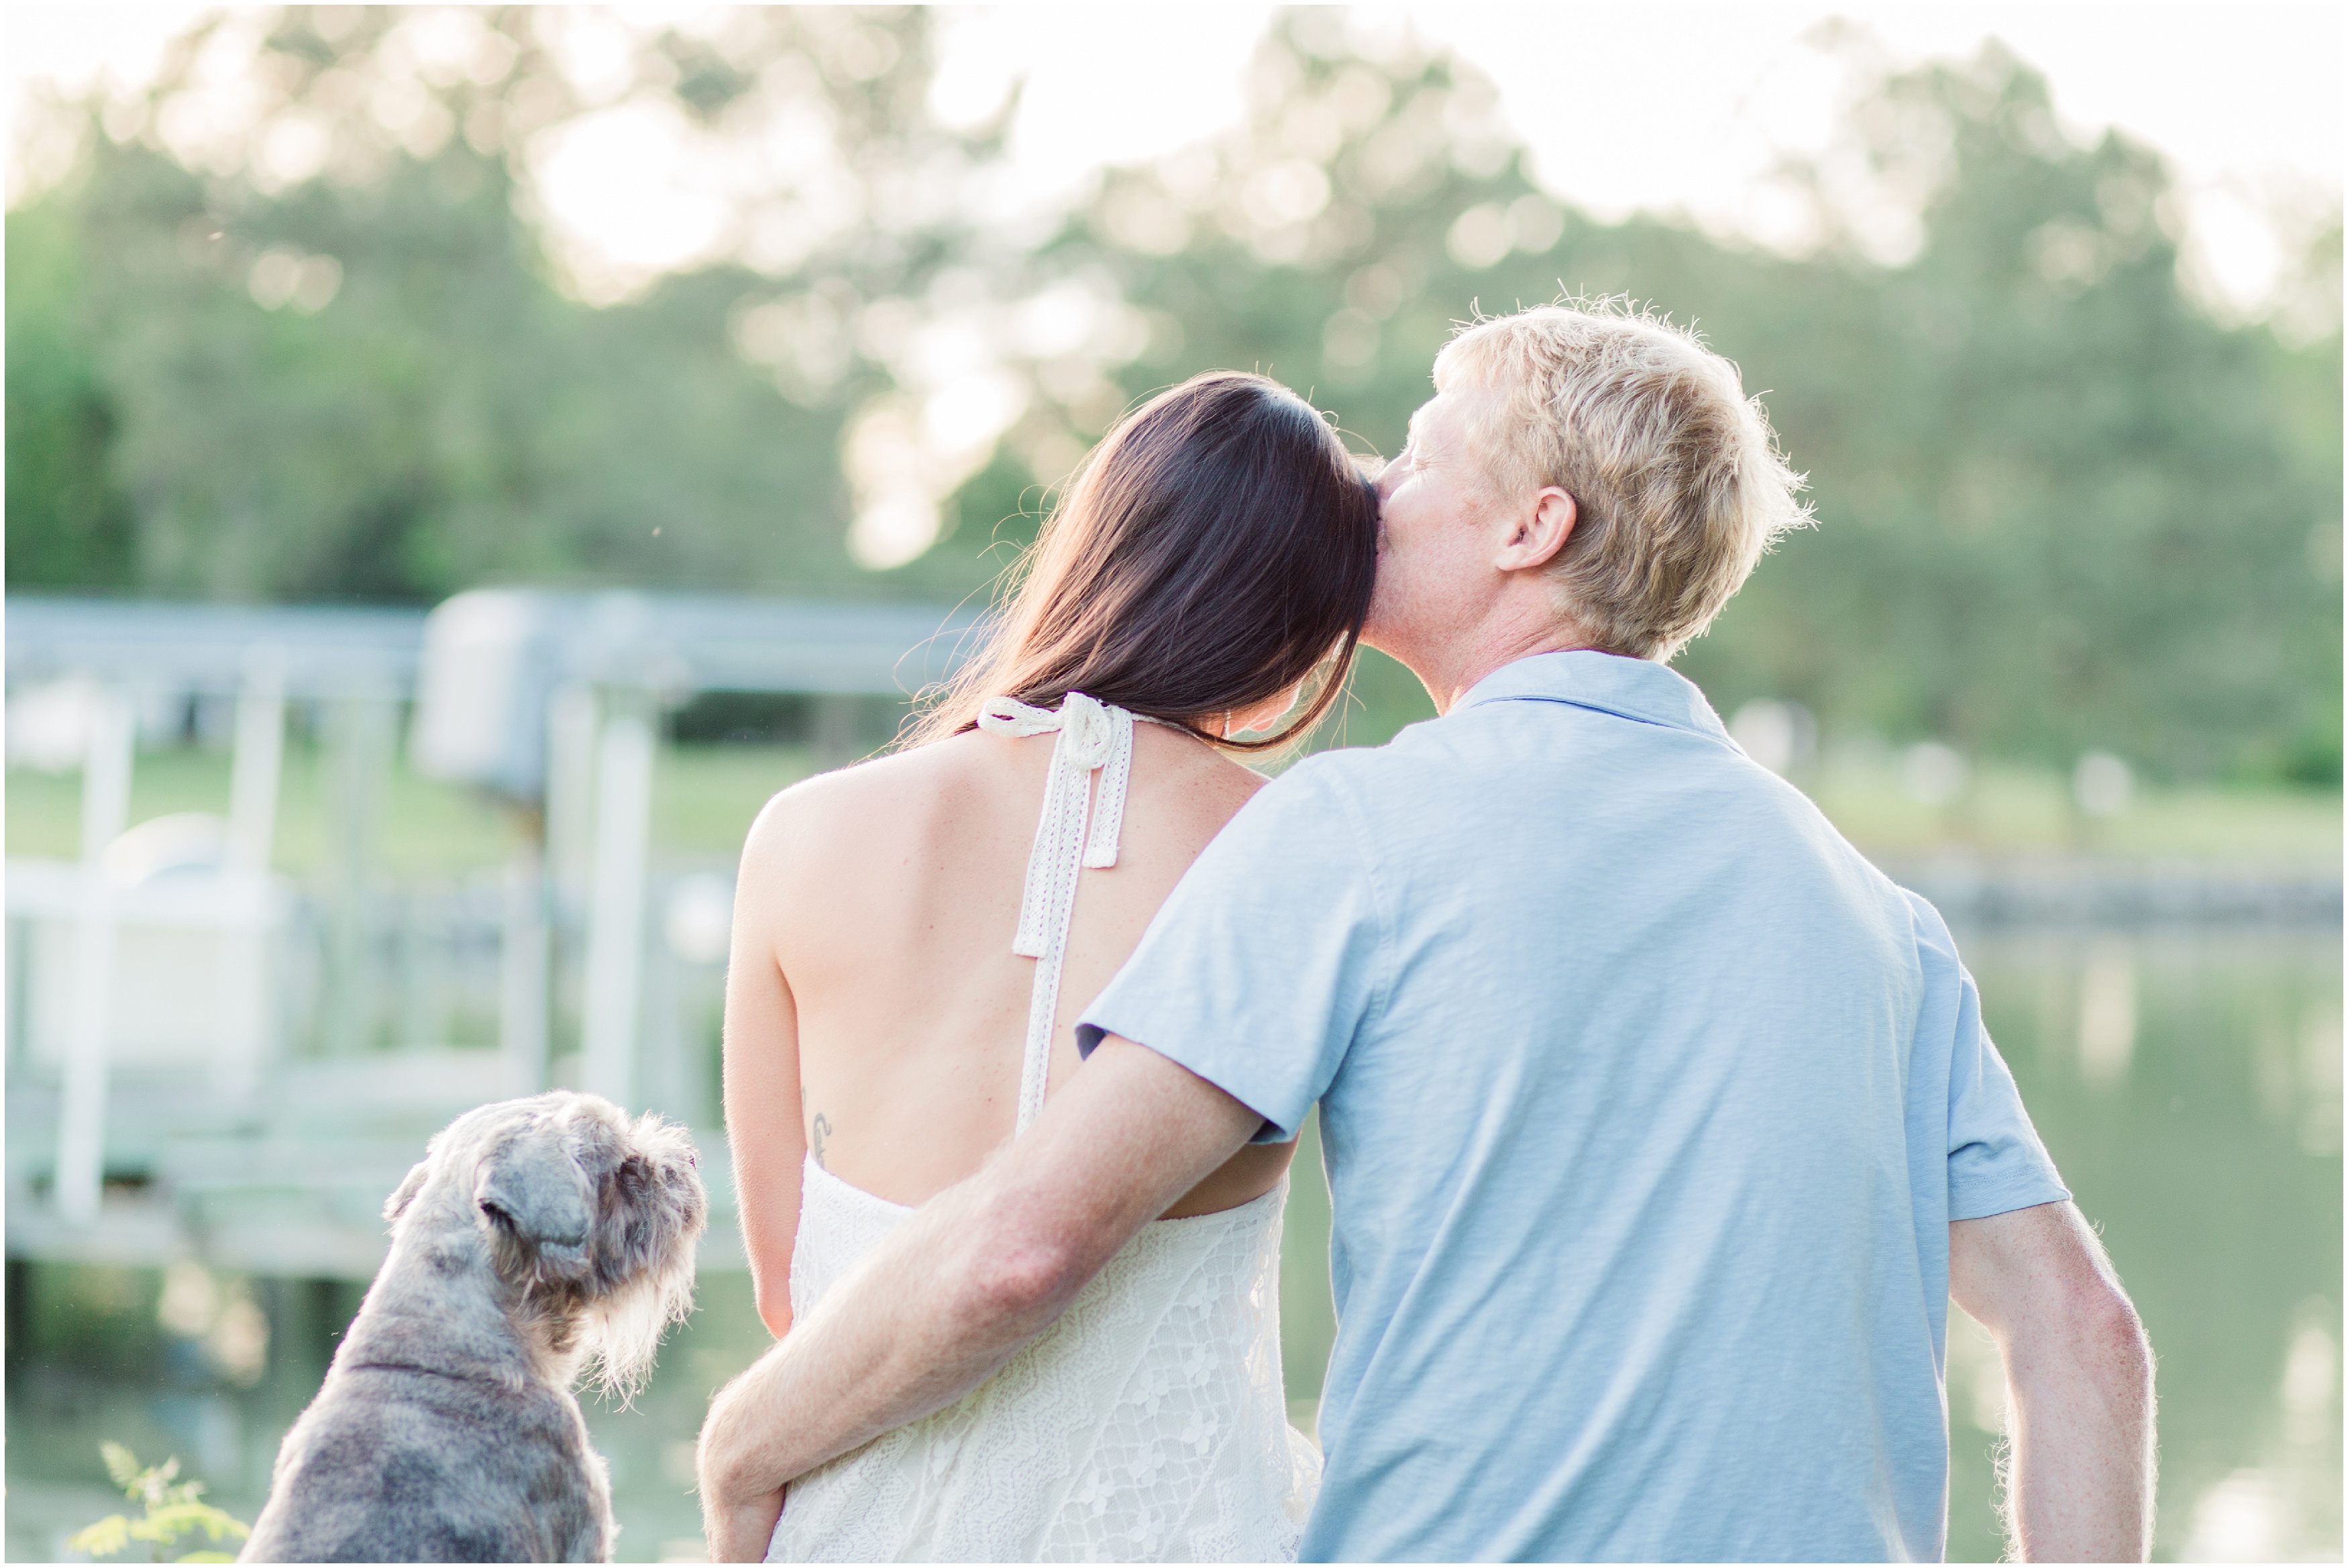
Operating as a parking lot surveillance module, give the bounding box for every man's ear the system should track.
[1495,486,1576,573]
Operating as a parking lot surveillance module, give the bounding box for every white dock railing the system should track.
[5,590,977,1278]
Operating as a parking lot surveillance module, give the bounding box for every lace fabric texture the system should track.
[765,691,1318,1563]
[765,1159,1320,1563]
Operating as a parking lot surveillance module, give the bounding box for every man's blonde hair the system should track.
[1434,301,1810,661]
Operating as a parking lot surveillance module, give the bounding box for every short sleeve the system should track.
[1077,759,1387,1144]
[1907,891,2072,1221]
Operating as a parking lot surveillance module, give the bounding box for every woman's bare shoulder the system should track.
[741,726,1266,888]
[740,738,985,881]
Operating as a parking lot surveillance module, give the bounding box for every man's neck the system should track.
[1386,614,1597,716]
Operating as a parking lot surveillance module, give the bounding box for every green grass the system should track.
[7,732,2337,883]
[1807,761,2341,862]
[5,744,513,875]
[3,742,825,879]
[1312,649,2341,865]
[650,745,820,859]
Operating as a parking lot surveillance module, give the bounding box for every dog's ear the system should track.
[384,1159,429,1225]
[474,1124,594,1270]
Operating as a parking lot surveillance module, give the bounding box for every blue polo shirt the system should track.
[1079,650,2068,1562]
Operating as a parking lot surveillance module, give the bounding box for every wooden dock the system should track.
[5,1072,750,1280]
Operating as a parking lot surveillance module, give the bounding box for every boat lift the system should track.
[4,590,977,1278]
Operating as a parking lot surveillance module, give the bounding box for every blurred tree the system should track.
[5,197,138,590]
[5,15,862,604]
[1037,16,2341,783]
[4,5,1083,603]
[1690,43,2344,788]
[9,128,877,603]
[4,7,2336,783]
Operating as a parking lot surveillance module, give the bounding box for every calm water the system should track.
[7,925,2338,1562]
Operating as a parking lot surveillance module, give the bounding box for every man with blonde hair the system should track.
[700,304,2155,1561]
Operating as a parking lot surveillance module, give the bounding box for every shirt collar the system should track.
[1451,649,1735,744]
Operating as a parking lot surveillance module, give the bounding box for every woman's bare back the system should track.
[723,721,1293,1332]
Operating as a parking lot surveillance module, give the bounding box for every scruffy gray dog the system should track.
[242,1091,706,1563]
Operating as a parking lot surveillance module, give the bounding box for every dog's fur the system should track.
[242,1092,706,1563]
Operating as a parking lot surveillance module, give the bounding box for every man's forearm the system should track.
[696,1174,1076,1557]
[693,1038,1261,1561]
[1952,1202,2159,1562]
[2003,1296,2157,1561]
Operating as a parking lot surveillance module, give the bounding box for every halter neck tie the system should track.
[975,691,1138,1128]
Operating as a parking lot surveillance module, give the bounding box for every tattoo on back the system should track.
[810,1111,832,1168]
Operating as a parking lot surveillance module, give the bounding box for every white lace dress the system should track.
[765,693,1321,1563]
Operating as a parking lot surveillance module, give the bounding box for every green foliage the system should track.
[1679,52,2343,788]
[8,130,861,604]
[1055,19,2341,781]
[5,201,137,589]
[12,1264,169,1384]
[3,9,2336,783]
[67,1444,250,1563]
[3,7,997,605]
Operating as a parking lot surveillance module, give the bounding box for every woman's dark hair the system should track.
[908,371,1378,752]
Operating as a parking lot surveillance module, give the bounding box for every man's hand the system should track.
[1951,1200,2156,1562]
[695,1037,1262,1561]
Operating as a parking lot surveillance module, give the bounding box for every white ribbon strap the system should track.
[975,691,1137,1129]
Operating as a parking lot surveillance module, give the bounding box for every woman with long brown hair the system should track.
[714,371,1377,1561]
